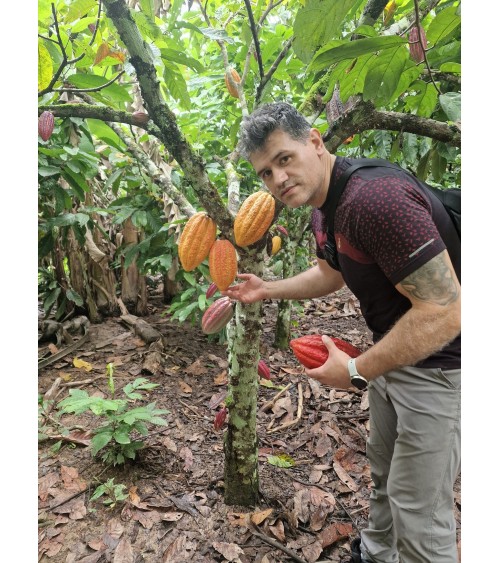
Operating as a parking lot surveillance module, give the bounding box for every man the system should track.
[223,102,461,563]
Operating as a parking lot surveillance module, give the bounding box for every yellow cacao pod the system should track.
[225,68,241,98]
[209,239,238,291]
[234,191,275,247]
[178,212,217,272]
[271,236,282,256]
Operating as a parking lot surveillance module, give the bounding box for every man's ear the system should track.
[309,128,326,154]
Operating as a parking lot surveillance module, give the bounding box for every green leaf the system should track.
[293,0,355,63]
[160,48,204,73]
[65,0,97,23]
[66,289,84,306]
[426,6,461,46]
[43,287,61,315]
[267,454,295,468]
[309,35,407,73]
[404,80,439,118]
[38,165,60,177]
[66,74,133,103]
[132,210,148,228]
[87,119,125,151]
[91,431,113,455]
[61,167,89,200]
[139,0,154,18]
[38,41,53,92]
[163,64,191,109]
[363,46,407,104]
[113,430,131,445]
[439,92,461,122]
[177,301,199,323]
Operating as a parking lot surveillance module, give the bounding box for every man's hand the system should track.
[221,273,266,303]
[304,335,355,389]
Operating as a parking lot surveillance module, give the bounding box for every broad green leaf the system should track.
[160,48,204,73]
[293,0,354,63]
[87,119,125,151]
[267,454,295,468]
[177,301,198,322]
[38,41,53,91]
[440,62,461,74]
[38,165,60,177]
[132,210,148,228]
[439,92,461,122]
[404,80,439,118]
[363,46,407,104]
[426,6,461,46]
[62,167,89,200]
[133,11,161,40]
[113,431,131,445]
[91,431,113,455]
[66,74,133,103]
[43,287,61,314]
[66,289,84,306]
[198,27,234,43]
[309,35,407,73]
[70,16,96,33]
[163,64,191,109]
[139,0,154,18]
[65,0,97,23]
[388,62,421,105]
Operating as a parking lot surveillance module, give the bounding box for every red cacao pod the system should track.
[290,335,362,369]
[214,407,228,430]
[206,282,218,299]
[201,296,234,334]
[209,239,238,291]
[234,191,275,247]
[38,111,55,141]
[276,225,288,237]
[178,212,217,272]
[258,359,271,380]
[408,26,427,63]
[132,111,149,126]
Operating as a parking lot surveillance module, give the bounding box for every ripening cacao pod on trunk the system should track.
[258,359,271,380]
[214,407,228,430]
[234,191,275,247]
[206,282,218,299]
[224,68,241,98]
[201,296,234,334]
[276,225,288,237]
[408,25,427,63]
[38,111,55,141]
[290,335,362,369]
[132,111,149,126]
[271,236,282,256]
[178,212,217,272]
[209,239,238,291]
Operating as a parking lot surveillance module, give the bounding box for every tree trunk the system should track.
[223,250,264,506]
[120,218,149,315]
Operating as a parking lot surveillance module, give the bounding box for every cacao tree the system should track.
[38,0,461,505]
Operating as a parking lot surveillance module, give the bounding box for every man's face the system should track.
[249,128,329,208]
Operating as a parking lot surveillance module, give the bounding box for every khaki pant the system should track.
[360,366,461,563]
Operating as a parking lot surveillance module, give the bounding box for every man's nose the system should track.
[274,169,288,188]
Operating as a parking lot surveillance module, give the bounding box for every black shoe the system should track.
[350,537,362,563]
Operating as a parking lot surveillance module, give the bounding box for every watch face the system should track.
[351,376,368,390]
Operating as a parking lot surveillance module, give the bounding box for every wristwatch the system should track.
[347,358,368,390]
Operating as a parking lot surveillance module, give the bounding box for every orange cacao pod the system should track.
[234,191,275,247]
[38,111,55,141]
[201,296,234,334]
[290,335,362,369]
[224,68,241,98]
[178,212,217,272]
[271,236,282,256]
[408,26,427,63]
[209,239,238,291]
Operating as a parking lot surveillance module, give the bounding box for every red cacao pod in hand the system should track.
[258,359,271,380]
[201,296,234,334]
[290,335,362,369]
[38,111,55,141]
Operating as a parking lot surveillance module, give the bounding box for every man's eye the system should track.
[262,170,271,179]
[280,155,290,165]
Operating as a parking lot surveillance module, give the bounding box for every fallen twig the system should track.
[259,383,291,412]
[267,382,303,433]
[249,529,308,563]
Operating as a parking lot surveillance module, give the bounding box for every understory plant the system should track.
[57,364,169,465]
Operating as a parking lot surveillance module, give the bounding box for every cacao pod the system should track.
[38,111,55,141]
[206,282,218,299]
[214,407,228,431]
[408,26,427,63]
[234,191,275,247]
[132,111,149,126]
[258,359,271,380]
[276,225,288,237]
[178,212,217,272]
[343,135,355,145]
[224,68,241,98]
[209,239,238,291]
[290,335,362,369]
[201,296,234,334]
[271,236,282,256]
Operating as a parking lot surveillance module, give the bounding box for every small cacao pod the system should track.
[234,191,275,247]
[201,296,234,334]
[132,111,149,126]
[214,407,228,431]
[343,135,355,145]
[38,111,55,141]
[224,68,241,98]
[276,225,288,237]
[209,239,238,291]
[408,25,427,63]
[258,359,271,380]
[290,335,362,369]
[271,236,282,256]
[206,282,218,299]
[178,212,217,272]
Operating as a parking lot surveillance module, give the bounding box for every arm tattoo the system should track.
[400,253,459,306]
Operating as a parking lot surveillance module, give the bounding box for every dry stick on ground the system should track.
[260,383,292,412]
[267,383,303,433]
[249,529,308,563]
